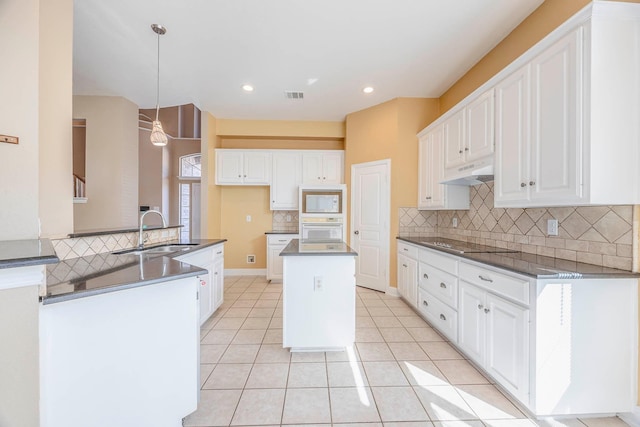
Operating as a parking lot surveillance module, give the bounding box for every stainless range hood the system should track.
[439,157,494,186]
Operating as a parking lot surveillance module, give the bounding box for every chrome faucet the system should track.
[138,210,167,248]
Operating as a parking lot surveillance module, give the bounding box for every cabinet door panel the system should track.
[212,257,224,311]
[458,281,485,364]
[485,294,529,403]
[406,257,418,308]
[531,28,583,204]
[302,153,323,184]
[466,89,495,162]
[216,151,244,184]
[271,152,302,210]
[430,127,445,207]
[397,253,410,300]
[418,136,430,209]
[243,152,271,184]
[321,152,343,184]
[443,109,465,169]
[495,65,531,205]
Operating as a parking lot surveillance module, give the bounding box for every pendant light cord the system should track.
[155,31,161,121]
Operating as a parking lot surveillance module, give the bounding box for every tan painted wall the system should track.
[138,128,163,218]
[345,98,439,287]
[202,112,223,239]
[73,96,139,231]
[38,0,73,239]
[221,138,344,150]
[217,119,345,139]
[0,0,41,240]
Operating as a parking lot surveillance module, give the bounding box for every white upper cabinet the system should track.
[418,126,469,210]
[271,152,302,210]
[216,150,271,185]
[466,89,495,162]
[443,109,466,170]
[302,151,344,184]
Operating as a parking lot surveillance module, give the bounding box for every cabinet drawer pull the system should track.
[520,182,526,187]
[402,264,408,268]
[440,282,446,289]
[214,272,218,276]
[439,313,447,321]
[478,275,493,283]
[478,304,484,310]
[426,196,432,200]
[484,308,490,314]
[403,248,408,252]
[216,251,222,255]
[423,300,428,306]
[464,147,469,152]
[423,273,429,279]
[277,240,287,242]
[458,150,463,154]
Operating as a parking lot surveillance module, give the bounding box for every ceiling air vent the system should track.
[284,91,304,100]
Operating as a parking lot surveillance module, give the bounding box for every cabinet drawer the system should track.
[459,262,529,305]
[418,248,459,275]
[267,234,297,246]
[419,262,458,309]
[418,289,457,342]
[398,241,418,259]
[212,244,224,258]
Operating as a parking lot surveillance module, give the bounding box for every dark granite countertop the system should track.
[281,239,357,256]
[44,238,226,304]
[265,231,299,235]
[397,236,640,279]
[0,239,59,269]
[68,224,183,238]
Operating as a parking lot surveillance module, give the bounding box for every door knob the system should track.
[354,230,359,235]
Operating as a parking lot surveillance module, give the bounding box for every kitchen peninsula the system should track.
[281,239,357,351]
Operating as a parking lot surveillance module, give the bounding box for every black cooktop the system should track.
[419,238,519,255]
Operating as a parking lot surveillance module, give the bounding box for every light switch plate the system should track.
[314,276,324,292]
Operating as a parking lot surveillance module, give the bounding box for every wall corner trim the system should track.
[385,286,400,297]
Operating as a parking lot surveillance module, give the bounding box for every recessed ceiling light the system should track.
[242,84,254,92]
[363,86,374,94]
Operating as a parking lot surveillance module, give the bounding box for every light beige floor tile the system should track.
[203,363,252,389]
[231,329,266,344]
[419,342,464,360]
[326,347,360,362]
[383,299,410,308]
[388,342,430,361]
[579,417,630,427]
[282,388,331,424]
[434,360,490,385]
[232,300,257,308]
[407,327,445,342]
[367,307,395,316]
[262,328,283,344]
[254,299,278,308]
[383,423,434,427]
[212,317,245,330]
[364,299,388,307]
[238,292,262,300]
[534,419,587,427]
[357,316,377,328]
[456,384,524,419]
[373,316,403,328]
[200,363,215,388]
[357,328,385,343]
[183,389,242,426]
[245,363,289,388]
[380,327,415,343]
[261,293,281,300]
[414,385,478,421]
[390,307,418,317]
[231,388,286,426]
[363,361,410,386]
[482,420,537,426]
[330,387,381,423]
[201,344,228,364]
[200,316,219,330]
[240,317,271,329]
[201,329,237,345]
[371,386,429,422]
[432,421,484,427]
[357,342,396,361]
[327,361,369,387]
[268,317,283,329]
[291,351,325,363]
[288,362,328,387]
[359,291,383,300]
[248,307,276,317]
[223,307,252,318]
[219,344,260,364]
[398,316,429,328]
[255,344,292,363]
[336,424,383,427]
[398,360,449,386]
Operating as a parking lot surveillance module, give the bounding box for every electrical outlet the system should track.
[246,215,252,222]
[314,276,324,292]
[547,219,559,236]
[452,217,458,228]
[286,214,292,222]
[247,255,255,263]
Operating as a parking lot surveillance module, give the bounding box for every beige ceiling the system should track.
[73,0,544,121]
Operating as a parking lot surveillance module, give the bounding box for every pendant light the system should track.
[150,23,168,147]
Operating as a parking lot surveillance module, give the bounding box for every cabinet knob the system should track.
[354,230,359,235]
[440,282,447,289]
[423,300,428,306]
[323,177,326,180]
[464,147,469,152]
[458,150,463,154]
[244,175,247,178]
[238,174,241,177]
[478,275,493,283]
[423,273,428,279]
[484,308,490,314]
[440,313,447,321]
[529,181,535,186]
[478,304,484,310]
[317,176,321,180]
[426,196,432,200]
[520,183,526,188]
[214,272,218,276]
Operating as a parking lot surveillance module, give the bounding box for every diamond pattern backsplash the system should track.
[399,182,633,270]
[272,210,299,232]
[51,227,180,260]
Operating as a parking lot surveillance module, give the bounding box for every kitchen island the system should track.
[281,239,357,351]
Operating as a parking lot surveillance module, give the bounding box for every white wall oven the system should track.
[300,217,344,241]
[299,184,347,242]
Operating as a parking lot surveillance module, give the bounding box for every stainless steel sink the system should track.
[113,243,199,256]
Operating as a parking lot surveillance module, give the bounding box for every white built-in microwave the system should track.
[301,190,342,214]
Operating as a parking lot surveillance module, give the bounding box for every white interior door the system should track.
[351,159,390,292]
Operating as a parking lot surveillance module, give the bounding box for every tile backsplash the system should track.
[399,182,634,270]
[51,227,180,260]
[272,210,299,232]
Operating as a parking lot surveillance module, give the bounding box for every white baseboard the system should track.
[224,268,266,276]
[385,286,400,297]
[619,406,640,427]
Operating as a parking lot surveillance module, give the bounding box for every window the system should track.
[180,153,201,178]
[178,154,201,240]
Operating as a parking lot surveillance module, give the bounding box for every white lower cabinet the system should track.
[397,244,418,308]
[175,243,224,325]
[459,280,529,403]
[267,234,297,281]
